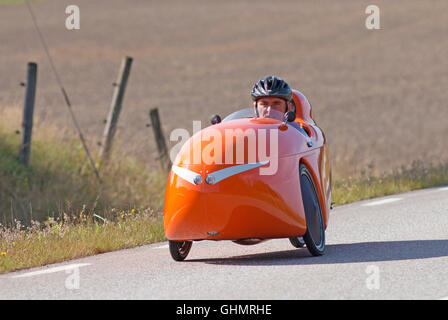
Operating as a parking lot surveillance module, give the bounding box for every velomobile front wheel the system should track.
[169,241,192,261]
[289,236,306,248]
[300,164,325,256]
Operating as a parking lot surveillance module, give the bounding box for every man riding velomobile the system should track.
[164,76,332,261]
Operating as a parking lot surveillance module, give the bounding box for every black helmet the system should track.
[251,76,292,102]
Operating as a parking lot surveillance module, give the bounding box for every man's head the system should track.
[251,76,293,119]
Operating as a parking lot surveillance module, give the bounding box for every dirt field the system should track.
[1,0,447,177]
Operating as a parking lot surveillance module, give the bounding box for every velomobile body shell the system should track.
[164,90,331,242]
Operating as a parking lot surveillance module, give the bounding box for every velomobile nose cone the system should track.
[165,118,311,241]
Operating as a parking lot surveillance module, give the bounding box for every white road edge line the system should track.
[361,198,402,207]
[11,263,91,279]
[154,244,168,249]
[439,186,448,191]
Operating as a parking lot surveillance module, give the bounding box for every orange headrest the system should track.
[292,90,314,124]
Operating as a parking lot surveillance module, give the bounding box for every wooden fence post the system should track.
[149,108,171,171]
[19,62,37,166]
[99,56,133,161]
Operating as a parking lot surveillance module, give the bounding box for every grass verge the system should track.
[332,160,448,205]
[0,211,165,273]
[0,121,168,273]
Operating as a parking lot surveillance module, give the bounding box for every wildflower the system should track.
[1,252,6,256]
[131,209,135,214]
[121,214,125,219]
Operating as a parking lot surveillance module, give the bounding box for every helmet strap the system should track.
[254,101,260,117]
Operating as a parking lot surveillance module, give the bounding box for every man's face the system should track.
[254,97,288,119]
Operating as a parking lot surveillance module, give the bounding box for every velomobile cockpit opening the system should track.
[221,107,310,138]
[222,108,257,122]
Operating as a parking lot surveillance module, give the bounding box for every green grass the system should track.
[0,126,447,274]
[0,211,165,272]
[332,161,448,205]
[0,126,168,273]
[0,128,166,225]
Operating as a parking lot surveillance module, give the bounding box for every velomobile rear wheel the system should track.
[300,164,325,256]
[169,240,192,261]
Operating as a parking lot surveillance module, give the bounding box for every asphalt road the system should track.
[1,186,447,300]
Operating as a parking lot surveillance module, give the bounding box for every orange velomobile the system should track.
[164,90,332,261]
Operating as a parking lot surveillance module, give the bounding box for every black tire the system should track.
[299,164,325,256]
[289,236,306,248]
[169,240,192,261]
